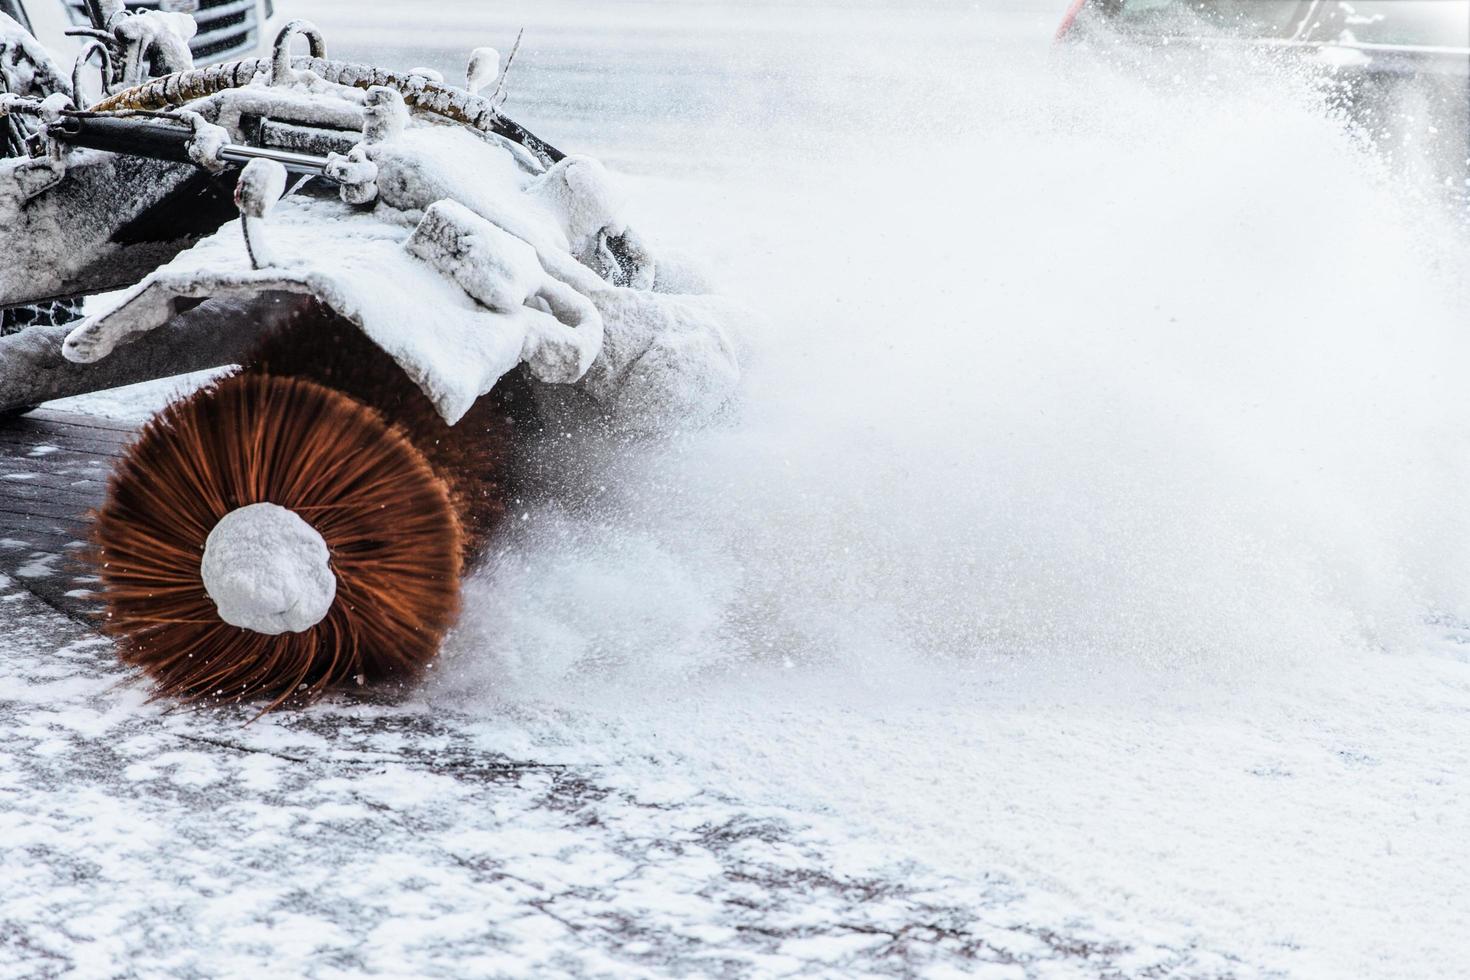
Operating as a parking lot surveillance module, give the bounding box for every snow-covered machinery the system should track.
[0,12,742,709]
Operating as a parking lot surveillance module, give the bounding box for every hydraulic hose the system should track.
[90,56,567,167]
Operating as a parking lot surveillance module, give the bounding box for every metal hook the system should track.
[270,20,328,86]
[71,41,114,106]
[488,28,524,108]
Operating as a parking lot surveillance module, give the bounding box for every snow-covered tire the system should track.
[93,372,464,710]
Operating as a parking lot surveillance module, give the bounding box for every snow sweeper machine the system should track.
[0,4,743,709]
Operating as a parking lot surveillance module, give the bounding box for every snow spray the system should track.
[441,9,1470,695]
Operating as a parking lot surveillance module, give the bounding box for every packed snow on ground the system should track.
[11,1,1470,977]
[45,367,228,421]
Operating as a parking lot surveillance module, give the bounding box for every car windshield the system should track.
[1110,0,1470,48]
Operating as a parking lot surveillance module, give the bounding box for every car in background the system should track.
[1055,1,1470,195]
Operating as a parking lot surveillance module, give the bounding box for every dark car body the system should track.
[1056,1,1470,192]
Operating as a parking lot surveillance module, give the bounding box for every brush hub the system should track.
[200,503,337,635]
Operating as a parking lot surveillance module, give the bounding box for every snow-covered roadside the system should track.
[44,368,228,422]
[7,572,1461,977]
[429,647,1470,978]
[0,586,1247,978]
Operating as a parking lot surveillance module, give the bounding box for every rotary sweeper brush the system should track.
[0,7,744,710]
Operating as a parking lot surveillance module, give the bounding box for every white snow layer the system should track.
[109,8,196,84]
[200,503,336,635]
[59,74,740,428]
[60,193,602,425]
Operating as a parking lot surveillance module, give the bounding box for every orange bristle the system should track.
[246,300,530,560]
[94,370,466,711]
